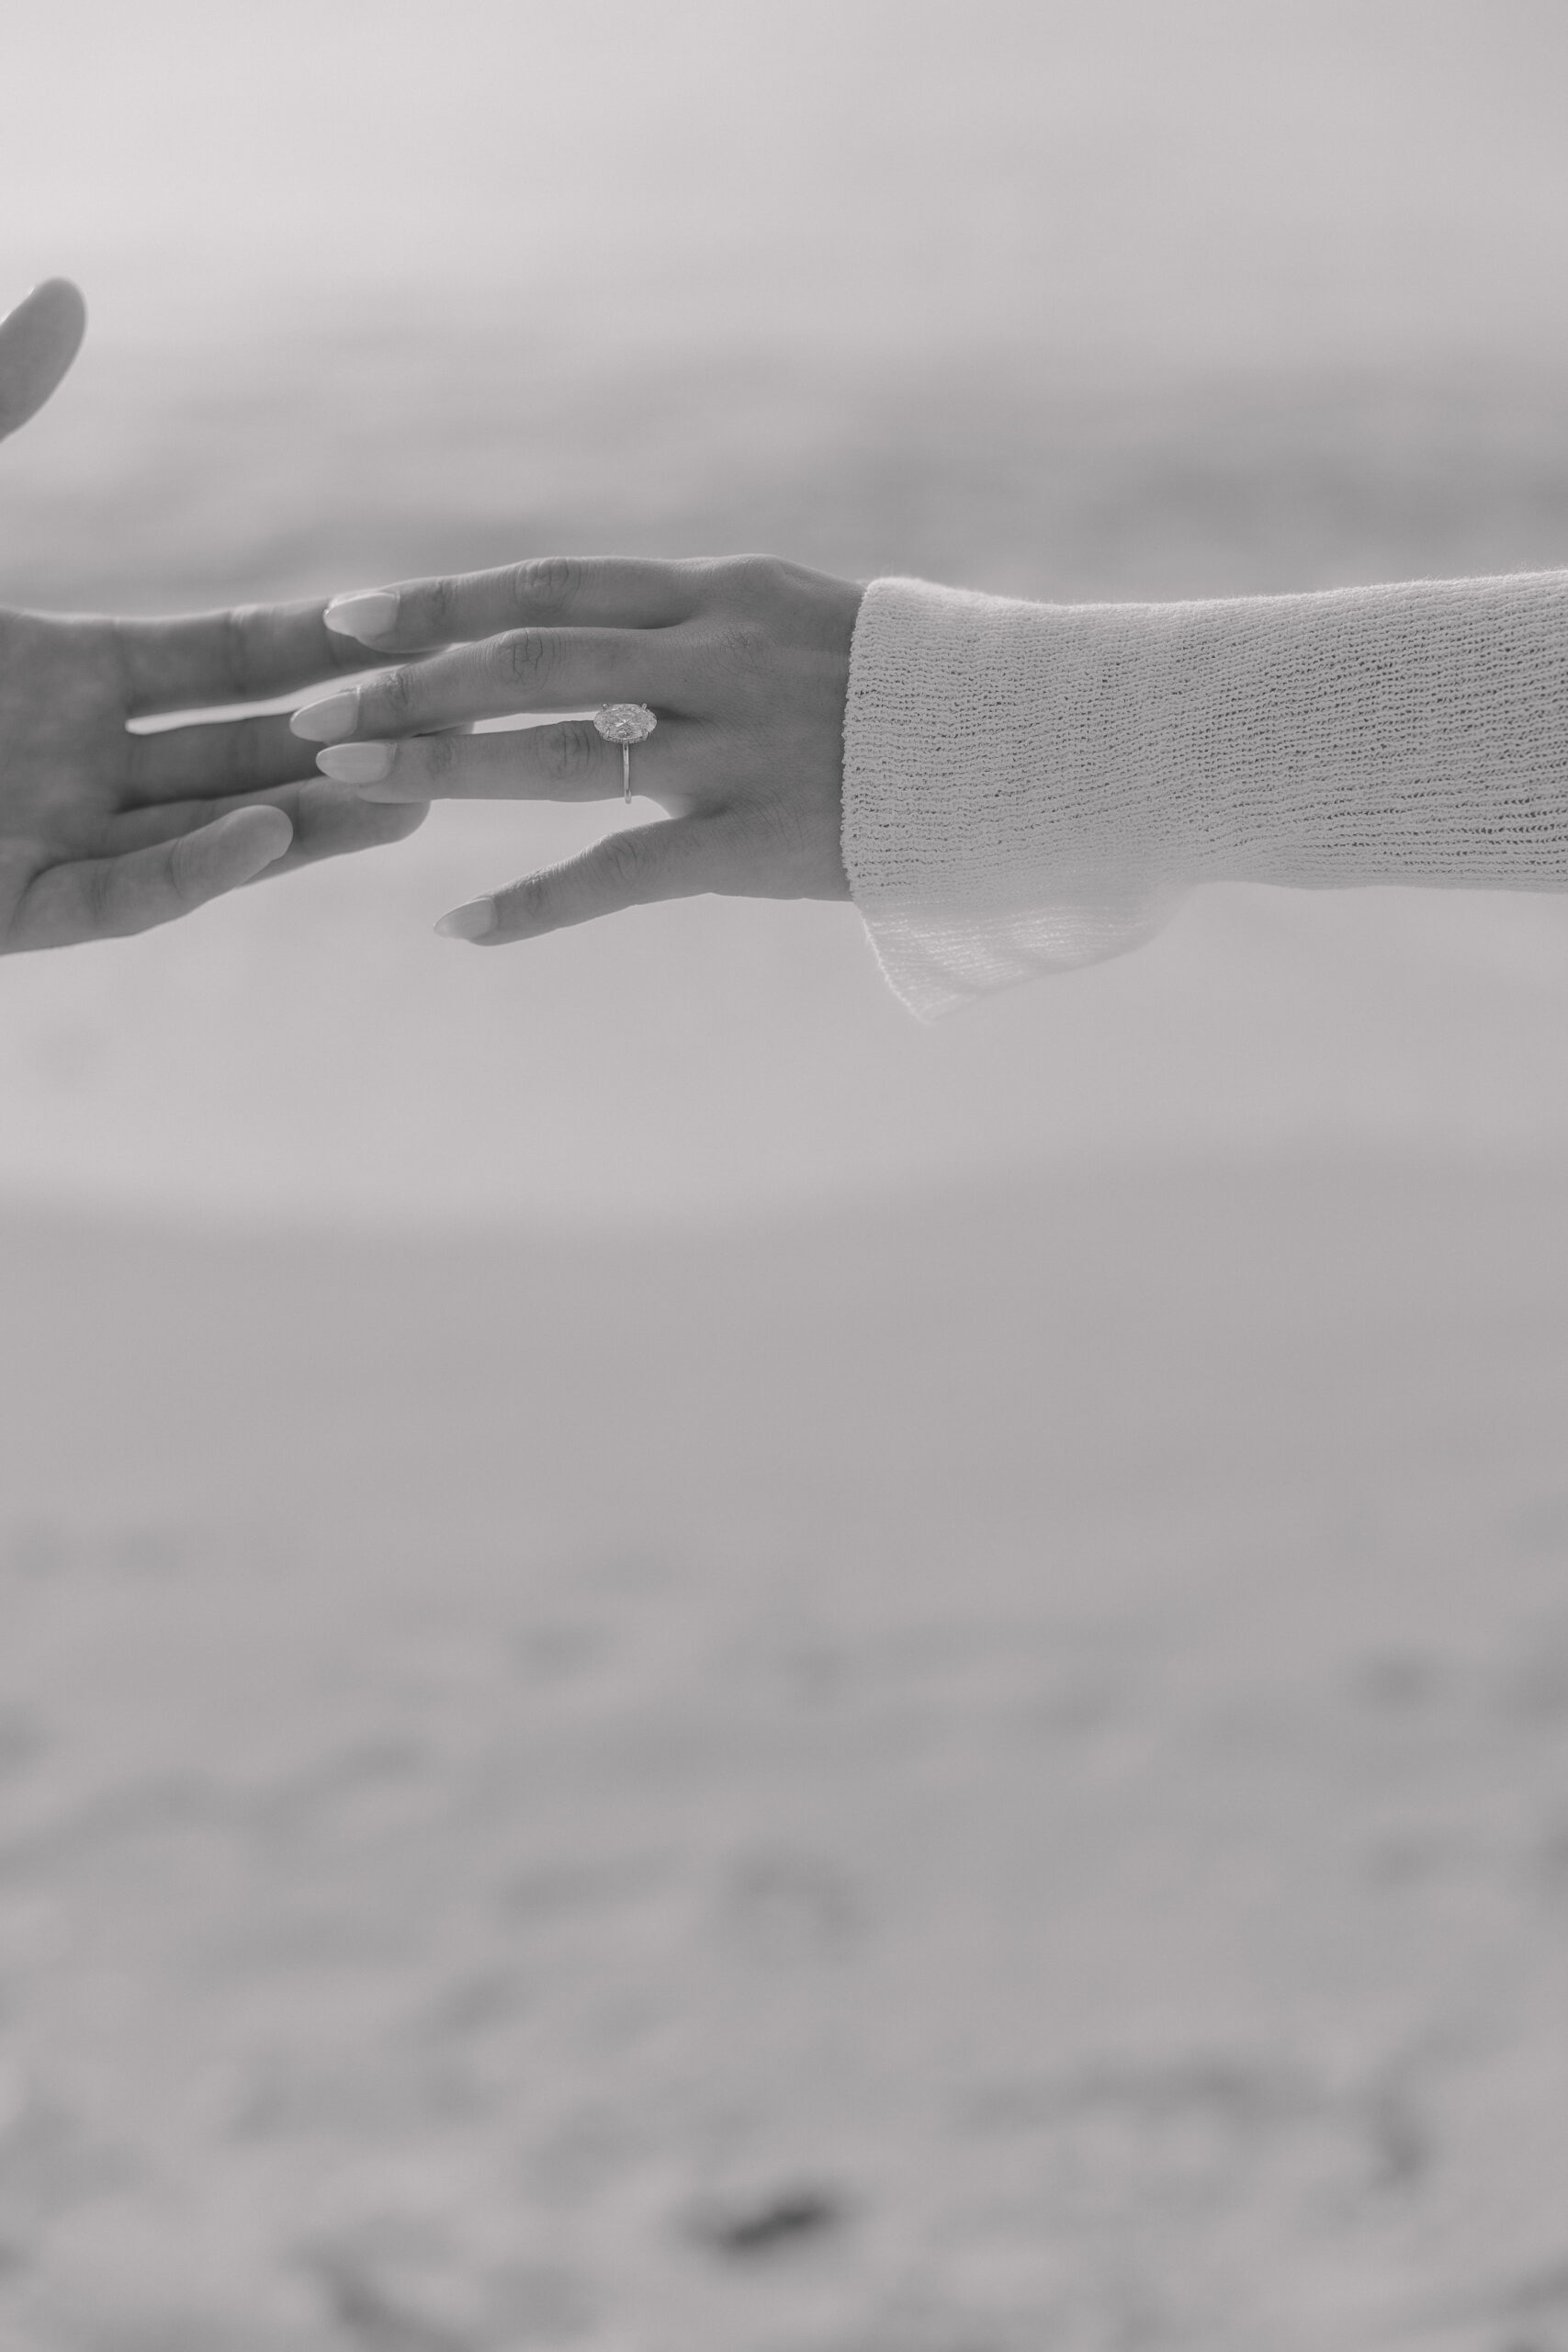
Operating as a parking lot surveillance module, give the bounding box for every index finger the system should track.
[322,556,705,652]
[115,600,396,718]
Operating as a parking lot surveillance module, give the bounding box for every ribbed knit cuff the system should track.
[841,571,1568,1021]
[840,578,1180,1019]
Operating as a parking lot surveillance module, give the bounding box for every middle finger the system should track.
[290,628,689,745]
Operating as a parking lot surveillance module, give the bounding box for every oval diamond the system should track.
[592,702,657,744]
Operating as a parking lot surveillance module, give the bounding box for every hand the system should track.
[292,555,863,944]
[0,278,428,954]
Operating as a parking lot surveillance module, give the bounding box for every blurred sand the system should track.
[2,1161,1566,2347]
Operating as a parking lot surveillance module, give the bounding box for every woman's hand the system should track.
[0,275,428,954]
[294,556,863,944]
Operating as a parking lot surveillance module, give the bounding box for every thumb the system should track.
[0,279,87,445]
[436,815,728,944]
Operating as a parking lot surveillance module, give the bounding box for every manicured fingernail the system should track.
[316,742,393,785]
[434,898,497,943]
[324,589,398,642]
[290,690,358,743]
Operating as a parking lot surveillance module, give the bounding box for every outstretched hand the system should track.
[0,279,427,954]
[294,555,863,943]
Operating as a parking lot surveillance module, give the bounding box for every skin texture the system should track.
[0,279,427,954]
[298,555,864,944]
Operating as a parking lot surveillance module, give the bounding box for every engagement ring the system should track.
[592,703,657,803]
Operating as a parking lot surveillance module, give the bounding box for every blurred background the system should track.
[2,6,1568,2347]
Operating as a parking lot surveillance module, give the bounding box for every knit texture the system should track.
[841,571,1568,1018]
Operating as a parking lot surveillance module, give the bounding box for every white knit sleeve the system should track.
[840,571,1568,1019]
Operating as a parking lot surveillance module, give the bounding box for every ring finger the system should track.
[313,717,681,804]
[290,628,692,746]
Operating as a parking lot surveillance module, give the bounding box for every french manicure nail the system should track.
[317,742,393,785]
[434,898,497,943]
[324,589,399,641]
[290,690,358,743]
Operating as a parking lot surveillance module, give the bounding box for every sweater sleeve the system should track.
[840,571,1568,1019]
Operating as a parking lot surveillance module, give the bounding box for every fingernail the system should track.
[324,589,398,642]
[316,742,393,785]
[220,805,293,873]
[290,690,358,743]
[434,898,497,943]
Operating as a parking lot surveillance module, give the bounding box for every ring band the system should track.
[592,703,658,804]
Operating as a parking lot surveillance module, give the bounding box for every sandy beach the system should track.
[3,1160,1566,2348]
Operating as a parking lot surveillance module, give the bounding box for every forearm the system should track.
[841,571,1568,1018]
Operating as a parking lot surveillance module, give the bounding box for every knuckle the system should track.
[491,628,554,690]
[716,553,789,610]
[495,869,551,931]
[710,617,772,680]
[420,729,461,784]
[374,665,417,727]
[418,575,458,639]
[509,556,583,621]
[541,718,602,786]
[598,830,647,899]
